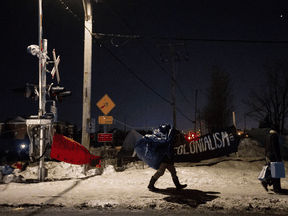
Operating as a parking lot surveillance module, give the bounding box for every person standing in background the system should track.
[261,124,282,193]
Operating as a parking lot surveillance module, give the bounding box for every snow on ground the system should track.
[1,138,288,214]
[15,161,99,181]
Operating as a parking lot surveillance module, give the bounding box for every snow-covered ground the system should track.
[0,138,288,215]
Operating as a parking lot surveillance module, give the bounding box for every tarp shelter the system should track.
[118,129,143,158]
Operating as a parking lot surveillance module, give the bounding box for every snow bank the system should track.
[237,138,265,158]
[12,161,101,181]
[0,138,268,184]
[102,165,115,175]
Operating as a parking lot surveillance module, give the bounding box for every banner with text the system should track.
[174,126,240,162]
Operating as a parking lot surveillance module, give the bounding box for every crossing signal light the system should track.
[13,84,38,101]
[49,86,71,102]
[184,131,198,142]
[57,90,72,102]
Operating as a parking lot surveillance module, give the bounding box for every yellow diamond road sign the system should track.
[97,94,115,115]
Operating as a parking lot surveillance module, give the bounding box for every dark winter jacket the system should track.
[265,130,282,162]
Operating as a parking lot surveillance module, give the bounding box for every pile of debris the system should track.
[237,138,265,158]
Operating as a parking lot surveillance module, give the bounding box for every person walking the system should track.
[148,154,187,191]
[261,124,282,193]
[147,124,187,192]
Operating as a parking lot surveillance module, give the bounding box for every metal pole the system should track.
[103,125,107,168]
[42,39,48,115]
[233,111,236,127]
[82,0,93,174]
[198,110,202,136]
[38,125,45,181]
[38,0,43,117]
[38,0,46,181]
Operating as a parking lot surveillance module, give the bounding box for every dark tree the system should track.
[244,60,288,133]
[259,114,273,129]
[203,65,234,133]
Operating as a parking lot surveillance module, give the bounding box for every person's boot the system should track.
[273,178,282,193]
[172,176,187,190]
[261,180,268,192]
[148,176,159,192]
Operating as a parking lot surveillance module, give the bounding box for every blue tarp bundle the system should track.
[134,124,176,170]
[0,165,15,175]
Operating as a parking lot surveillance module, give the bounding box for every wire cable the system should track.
[95,39,173,105]
[104,0,195,120]
[105,0,194,108]
[57,0,199,124]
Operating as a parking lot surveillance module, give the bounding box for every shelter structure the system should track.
[117,129,143,159]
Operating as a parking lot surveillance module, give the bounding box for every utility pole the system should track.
[233,111,236,127]
[159,44,187,128]
[194,90,198,132]
[81,0,93,173]
[159,43,189,128]
[198,110,202,136]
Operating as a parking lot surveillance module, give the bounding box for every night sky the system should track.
[1,0,288,132]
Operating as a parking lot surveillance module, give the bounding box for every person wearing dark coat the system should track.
[147,125,187,191]
[261,124,282,193]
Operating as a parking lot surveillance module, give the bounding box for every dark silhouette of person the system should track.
[261,124,282,193]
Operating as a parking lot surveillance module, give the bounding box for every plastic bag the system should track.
[258,165,270,181]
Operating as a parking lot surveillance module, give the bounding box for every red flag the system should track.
[50,134,101,167]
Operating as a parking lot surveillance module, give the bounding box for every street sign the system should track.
[96,94,115,115]
[98,133,113,142]
[98,116,113,124]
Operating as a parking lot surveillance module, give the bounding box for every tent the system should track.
[117,129,143,158]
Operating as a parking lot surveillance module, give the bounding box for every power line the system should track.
[94,39,173,105]
[104,0,194,110]
[58,0,195,124]
[104,0,195,121]
[146,36,288,44]
[58,0,288,45]
[58,0,81,22]
[57,1,172,108]
[95,39,195,123]
[56,1,199,124]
